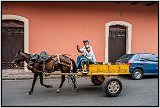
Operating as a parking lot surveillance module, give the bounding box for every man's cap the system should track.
[83,40,89,43]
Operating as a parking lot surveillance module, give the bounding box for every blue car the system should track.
[116,53,158,80]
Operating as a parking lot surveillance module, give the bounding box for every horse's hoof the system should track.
[56,90,60,93]
[76,88,79,92]
[28,92,32,95]
[46,85,53,88]
[56,89,60,93]
[48,85,53,88]
[74,87,79,92]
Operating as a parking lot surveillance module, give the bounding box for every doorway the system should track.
[108,25,126,63]
[2,20,24,68]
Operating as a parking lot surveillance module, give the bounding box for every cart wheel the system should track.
[103,77,122,97]
[91,75,105,86]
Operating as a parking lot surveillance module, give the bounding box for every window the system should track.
[151,54,158,62]
[134,55,140,61]
[141,54,156,61]
[119,54,134,60]
[142,54,151,60]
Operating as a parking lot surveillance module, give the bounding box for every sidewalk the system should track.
[2,69,62,80]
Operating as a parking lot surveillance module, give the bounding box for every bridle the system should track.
[12,52,30,68]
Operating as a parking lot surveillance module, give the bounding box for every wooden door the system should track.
[2,20,24,69]
[108,25,126,63]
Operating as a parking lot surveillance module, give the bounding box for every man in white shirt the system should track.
[76,40,93,69]
[77,40,92,53]
[76,45,96,72]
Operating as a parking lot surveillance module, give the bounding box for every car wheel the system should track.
[131,69,143,80]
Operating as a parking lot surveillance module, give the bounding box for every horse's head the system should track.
[12,50,25,67]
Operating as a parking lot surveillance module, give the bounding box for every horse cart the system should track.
[13,51,130,97]
[44,63,130,97]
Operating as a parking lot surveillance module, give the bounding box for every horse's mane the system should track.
[24,52,31,55]
[21,52,32,58]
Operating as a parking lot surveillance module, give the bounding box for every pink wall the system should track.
[2,2,158,61]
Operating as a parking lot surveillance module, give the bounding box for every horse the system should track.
[12,50,79,95]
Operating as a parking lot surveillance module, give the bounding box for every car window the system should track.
[139,54,143,59]
[118,54,134,60]
[134,55,140,61]
[141,54,153,61]
[151,54,158,62]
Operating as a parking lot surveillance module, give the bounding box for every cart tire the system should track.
[103,77,122,97]
[131,69,143,80]
[91,75,105,86]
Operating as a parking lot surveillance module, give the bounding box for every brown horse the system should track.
[12,50,78,95]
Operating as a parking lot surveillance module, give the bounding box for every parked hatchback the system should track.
[116,53,158,80]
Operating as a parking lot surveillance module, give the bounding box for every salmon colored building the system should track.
[2,2,158,69]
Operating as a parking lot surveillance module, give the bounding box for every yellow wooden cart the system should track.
[82,64,130,97]
[84,64,130,76]
[45,64,130,97]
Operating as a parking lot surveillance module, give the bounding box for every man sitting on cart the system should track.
[77,40,93,53]
[76,45,96,73]
[76,40,93,67]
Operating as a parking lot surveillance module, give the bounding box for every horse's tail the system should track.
[70,59,77,73]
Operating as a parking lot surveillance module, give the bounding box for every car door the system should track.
[140,54,158,75]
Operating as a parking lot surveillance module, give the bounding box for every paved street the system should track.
[2,76,158,106]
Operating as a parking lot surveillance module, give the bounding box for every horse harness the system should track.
[40,54,73,74]
[56,55,72,68]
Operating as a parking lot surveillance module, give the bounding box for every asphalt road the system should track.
[2,75,158,106]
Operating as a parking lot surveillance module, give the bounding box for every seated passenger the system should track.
[76,45,96,72]
[77,40,93,53]
[76,40,92,65]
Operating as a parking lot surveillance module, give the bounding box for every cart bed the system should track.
[84,64,130,76]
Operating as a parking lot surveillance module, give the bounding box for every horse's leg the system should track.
[28,73,38,95]
[71,76,79,92]
[71,59,77,73]
[56,75,65,93]
[39,73,53,88]
[73,84,79,92]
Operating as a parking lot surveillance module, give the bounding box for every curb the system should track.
[2,69,83,80]
[2,69,63,80]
